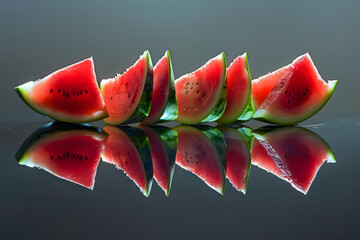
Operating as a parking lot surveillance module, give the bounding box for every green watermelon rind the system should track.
[201,53,227,123]
[253,79,338,125]
[14,58,108,123]
[159,50,178,122]
[123,51,154,124]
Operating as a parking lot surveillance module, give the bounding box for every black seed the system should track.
[125,161,128,164]
[77,92,79,96]
[195,161,199,164]
[80,156,82,159]
[285,90,288,94]
[306,88,309,92]
[85,156,88,160]
[202,92,205,97]
[63,154,65,158]
[67,152,69,156]
[303,92,306,95]
[85,90,88,94]
[190,87,193,90]
[63,92,65,96]
[185,152,188,155]
[73,154,75,158]
[186,160,189,163]
[58,156,61,160]
[50,89,53,93]
[186,82,189,85]
[50,156,53,160]
[66,93,69,98]
[73,91,75,96]
[297,93,300,97]
[110,96,113,100]
[185,91,188,94]
[197,90,199,94]
[80,91,82,95]
[190,156,192,159]
[289,93,291,96]
[185,87,188,90]
[58,89,61,93]
[196,82,199,85]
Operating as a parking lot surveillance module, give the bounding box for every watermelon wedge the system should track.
[251,126,336,194]
[175,53,227,124]
[102,125,153,197]
[15,122,107,189]
[220,126,253,194]
[218,53,254,124]
[101,50,153,125]
[252,53,337,125]
[175,125,227,194]
[15,58,108,123]
[142,50,177,124]
[140,126,177,196]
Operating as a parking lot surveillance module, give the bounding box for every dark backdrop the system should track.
[1,0,359,115]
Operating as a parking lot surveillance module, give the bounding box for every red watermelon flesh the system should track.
[15,58,108,123]
[253,53,337,125]
[252,127,335,194]
[17,128,107,189]
[102,125,153,196]
[142,50,176,124]
[175,126,226,194]
[175,53,227,124]
[101,50,153,125]
[141,126,176,196]
[221,127,251,194]
[218,53,253,123]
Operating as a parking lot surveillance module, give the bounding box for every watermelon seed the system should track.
[80,91,83,95]
[63,153,65,158]
[50,89,53,93]
[190,87,193,90]
[67,152,69,156]
[185,91,188,94]
[73,92,75,96]
[80,156,82,159]
[125,161,128,164]
[186,160,189,163]
[190,156,192,159]
[185,87,188,90]
[58,89,61,93]
[195,161,199,164]
[58,156,61,160]
[73,154,75,158]
[285,90,288,94]
[110,96,113,100]
[202,92,205,97]
[196,90,199,94]
[185,152,188,155]
[306,88,309,92]
[186,82,189,85]
[289,93,291,96]
[85,156,88,160]
[77,92,79,96]
[63,92,65,96]
[196,82,199,85]
[201,151,205,156]
[66,93,69,98]
[50,155,53,160]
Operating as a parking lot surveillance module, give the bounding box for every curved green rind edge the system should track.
[160,50,178,122]
[119,126,153,196]
[123,51,154,124]
[253,80,338,125]
[253,126,336,163]
[152,126,178,196]
[198,126,227,195]
[15,122,106,163]
[202,52,227,123]
[15,87,108,123]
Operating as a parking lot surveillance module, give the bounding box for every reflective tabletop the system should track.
[1,113,359,239]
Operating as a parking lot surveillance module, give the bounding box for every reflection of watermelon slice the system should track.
[141,126,177,196]
[175,126,226,194]
[101,50,153,125]
[218,53,254,123]
[15,58,108,123]
[16,122,107,189]
[251,127,336,194]
[252,53,337,125]
[102,125,153,197]
[220,126,253,194]
[142,50,177,124]
[175,53,227,124]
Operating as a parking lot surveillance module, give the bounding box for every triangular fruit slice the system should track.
[252,53,337,125]
[101,50,153,125]
[15,58,108,123]
[16,122,107,189]
[218,53,254,124]
[252,126,336,194]
[102,125,153,197]
[219,126,253,194]
[175,126,226,194]
[140,126,177,196]
[142,50,177,124]
[175,53,227,124]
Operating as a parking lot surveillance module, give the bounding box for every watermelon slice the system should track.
[142,50,177,124]
[220,126,253,194]
[101,50,153,125]
[218,53,254,123]
[15,122,107,189]
[15,58,108,123]
[252,53,337,125]
[175,53,227,124]
[175,125,227,194]
[251,126,336,194]
[140,126,177,196]
[102,125,153,196]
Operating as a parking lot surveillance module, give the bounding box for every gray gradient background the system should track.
[1,0,359,116]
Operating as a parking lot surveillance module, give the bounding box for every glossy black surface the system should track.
[1,113,359,239]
